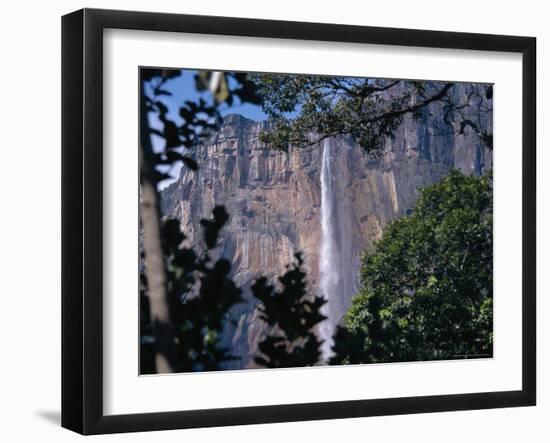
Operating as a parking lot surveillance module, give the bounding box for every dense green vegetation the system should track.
[331,170,493,364]
[140,69,493,373]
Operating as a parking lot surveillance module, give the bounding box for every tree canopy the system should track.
[251,74,492,153]
[331,170,493,365]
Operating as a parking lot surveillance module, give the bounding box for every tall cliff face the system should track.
[160,84,492,368]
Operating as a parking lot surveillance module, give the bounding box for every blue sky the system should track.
[148,69,273,188]
[160,69,269,122]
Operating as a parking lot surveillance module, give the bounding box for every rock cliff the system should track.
[160,83,492,368]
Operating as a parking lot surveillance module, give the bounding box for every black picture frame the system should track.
[62,8,536,435]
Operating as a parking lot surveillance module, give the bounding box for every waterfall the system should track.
[319,138,340,360]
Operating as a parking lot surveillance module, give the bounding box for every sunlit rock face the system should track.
[160,84,492,369]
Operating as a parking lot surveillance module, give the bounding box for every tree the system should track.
[140,69,494,373]
[331,170,493,365]
[251,74,492,152]
[140,69,261,373]
[139,69,181,373]
[252,253,327,368]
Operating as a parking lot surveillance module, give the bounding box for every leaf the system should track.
[200,206,230,249]
[182,156,198,171]
[213,74,229,103]
[163,121,180,148]
[162,219,184,248]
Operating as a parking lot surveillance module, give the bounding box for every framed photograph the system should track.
[62,8,536,435]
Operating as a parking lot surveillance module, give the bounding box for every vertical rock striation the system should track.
[160,84,492,368]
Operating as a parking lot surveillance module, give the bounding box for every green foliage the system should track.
[142,69,261,183]
[252,74,492,153]
[252,253,327,368]
[167,208,243,372]
[140,69,261,373]
[251,74,458,152]
[331,170,493,364]
[141,207,244,373]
